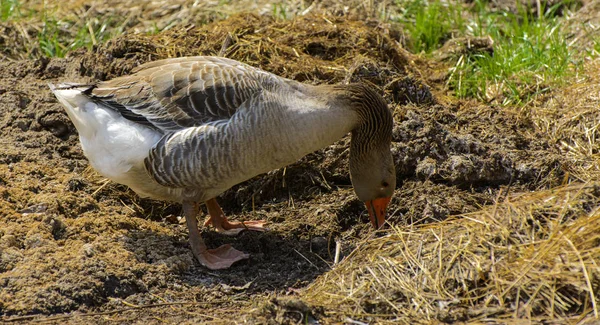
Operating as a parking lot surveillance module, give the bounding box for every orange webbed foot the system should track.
[183,201,249,270]
[204,198,268,236]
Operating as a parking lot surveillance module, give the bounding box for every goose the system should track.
[49,56,396,270]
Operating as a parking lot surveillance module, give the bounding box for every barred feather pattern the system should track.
[143,88,358,199]
[88,56,285,132]
[58,56,395,203]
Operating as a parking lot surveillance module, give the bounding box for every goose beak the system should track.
[365,196,391,229]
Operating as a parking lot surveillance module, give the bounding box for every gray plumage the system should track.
[50,56,396,269]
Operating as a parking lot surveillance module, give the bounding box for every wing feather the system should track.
[83,56,287,132]
[144,91,276,190]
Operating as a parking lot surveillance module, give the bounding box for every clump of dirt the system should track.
[394,102,563,185]
[0,11,568,323]
[253,297,324,325]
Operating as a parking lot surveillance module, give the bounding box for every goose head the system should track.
[350,142,396,229]
[335,83,396,229]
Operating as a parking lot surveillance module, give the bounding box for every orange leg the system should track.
[183,201,248,270]
[203,198,268,236]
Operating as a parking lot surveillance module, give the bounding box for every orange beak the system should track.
[365,196,391,229]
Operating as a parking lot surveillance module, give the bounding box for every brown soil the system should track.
[0,7,588,325]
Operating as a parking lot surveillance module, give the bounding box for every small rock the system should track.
[19,203,48,215]
[24,233,48,249]
[164,215,179,224]
[81,243,95,257]
[0,234,19,248]
[310,236,328,250]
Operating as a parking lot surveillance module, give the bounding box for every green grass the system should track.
[450,6,574,104]
[38,16,121,58]
[1,0,21,21]
[594,40,600,57]
[397,0,466,53]
[38,18,65,57]
[0,0,123,58]
[395,0,582,104]
[272,2,289,20]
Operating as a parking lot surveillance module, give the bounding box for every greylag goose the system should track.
[49,56,396,270]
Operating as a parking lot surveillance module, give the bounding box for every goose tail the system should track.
[48,83,97,135]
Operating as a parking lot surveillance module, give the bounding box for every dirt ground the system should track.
[0,1,598,324]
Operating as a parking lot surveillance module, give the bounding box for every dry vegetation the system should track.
[305,183,600,323]
[1,0,600,324]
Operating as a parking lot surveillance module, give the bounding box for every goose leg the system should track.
[203,198,268,236]
[183,201,249,270]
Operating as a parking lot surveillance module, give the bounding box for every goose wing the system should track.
[143,89,289,190]
[85,56,285,132]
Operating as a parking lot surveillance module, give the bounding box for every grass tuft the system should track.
[272,2,289,20]
[0,0,20,21]
[38,16,120,58]
[448,3,575,104]
[397,0,465,54]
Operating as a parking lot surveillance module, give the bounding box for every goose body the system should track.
[50,56,395,270]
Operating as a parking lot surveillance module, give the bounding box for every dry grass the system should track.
[0,0,403,60]
[302,183,600,323]
[526,60,600,184]
[564,0,600,55]
[131,13,412,85]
